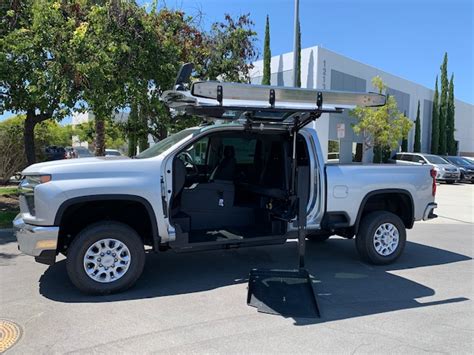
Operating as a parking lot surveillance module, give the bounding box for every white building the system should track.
[250,46,474,162]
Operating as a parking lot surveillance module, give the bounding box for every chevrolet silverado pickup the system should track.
[14,74,438,294]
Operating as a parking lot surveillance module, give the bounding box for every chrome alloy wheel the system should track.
[83,239,131,283]
[373,223,400,256]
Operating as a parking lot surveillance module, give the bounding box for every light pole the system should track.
[292,0,299,87]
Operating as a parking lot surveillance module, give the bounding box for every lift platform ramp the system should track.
[163,63,386,318]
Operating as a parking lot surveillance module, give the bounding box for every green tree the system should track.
[203,14,258,82]
[438,52,448,155]
[446,74,456,155]
[401,110,408,151]
[0,0,81,164]
[0,116,27,184]
[350,76,413,163]
[262,15,271,85]
[430,76,439,154]
[295,20,301,87]
[74,119,126,150]
[413,100,421,153]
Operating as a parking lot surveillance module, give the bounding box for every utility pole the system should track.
[292,0,300,87]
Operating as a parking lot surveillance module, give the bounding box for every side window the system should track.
[404,154,415,162]
[187,137,209,165]
[222,138,257,164]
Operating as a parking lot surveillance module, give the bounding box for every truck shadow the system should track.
[39,239,471,325]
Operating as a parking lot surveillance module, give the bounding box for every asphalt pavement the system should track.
[0,183,473,354]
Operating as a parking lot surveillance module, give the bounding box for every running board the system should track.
[170,235,287,253]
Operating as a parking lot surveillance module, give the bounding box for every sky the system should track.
[1,0,472,122]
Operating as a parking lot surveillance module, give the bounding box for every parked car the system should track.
[14,73,438,295]
[392,152,460,183]
[65,147,76,159]
[462,156,474,164]
[74,147,94,158]
[105,149,123,157]
[44,146,67,161]
[444,156,474,183]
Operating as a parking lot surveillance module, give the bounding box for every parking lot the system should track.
[0,183,472,353]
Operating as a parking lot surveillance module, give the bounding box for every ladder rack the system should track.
[161,64,386,121]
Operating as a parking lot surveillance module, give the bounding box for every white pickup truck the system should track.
[14,73,438,294]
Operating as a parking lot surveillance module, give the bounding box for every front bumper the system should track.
[13,214,58,265]
[423,202,438,221]
[438,172,460,181]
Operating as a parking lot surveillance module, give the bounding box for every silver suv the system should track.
[392,152,460,183]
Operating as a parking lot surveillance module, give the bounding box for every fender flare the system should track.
[353,189,415,234]
[54,194,160,248]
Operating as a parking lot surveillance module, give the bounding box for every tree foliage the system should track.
[0,115,77,183]
[446,74,456,155]
[350,76,412,163]
[202,14,258,82]
[430,76,439,154]
[0,0,81,164]
[2,2,259,160]
[262,15,271,85]
[74,119,126,150]
[413,100,421,153]
[438,52,448,155]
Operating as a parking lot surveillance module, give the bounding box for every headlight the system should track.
[19,174,51,216]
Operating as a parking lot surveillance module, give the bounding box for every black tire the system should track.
[355,211,406,265]
[307,234,331,242]
[445,180,455,184]
[66,222,145,295]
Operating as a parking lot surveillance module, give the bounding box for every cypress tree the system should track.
[401,138,408,152]
[414,100,421,152]
[447,74,456,155]
[262,15,271,85]
[401,110,408,151]
[430,76,439,154]
[296,20,301,87]
[438,52,448,155]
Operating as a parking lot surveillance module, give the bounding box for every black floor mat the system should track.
[247,268,320,318]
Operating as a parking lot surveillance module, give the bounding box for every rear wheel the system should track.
[356,211,406,265]
[66,222,145,294]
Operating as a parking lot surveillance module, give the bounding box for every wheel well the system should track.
[356,191,414,232]
[56,199,156,254]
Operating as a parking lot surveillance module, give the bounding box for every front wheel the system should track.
[355,211,406,265]
[66,222,145,294]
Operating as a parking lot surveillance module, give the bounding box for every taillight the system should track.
[430,168,437,196]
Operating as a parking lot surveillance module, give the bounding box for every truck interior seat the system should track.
[209,145,236,181]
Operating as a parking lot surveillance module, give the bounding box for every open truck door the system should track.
[162,64,386,318]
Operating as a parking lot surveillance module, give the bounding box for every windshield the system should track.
[136,128,199,159]
[447,157,470,166]
[425,155,449,164]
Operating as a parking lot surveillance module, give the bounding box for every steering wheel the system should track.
[179,152,199,178]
